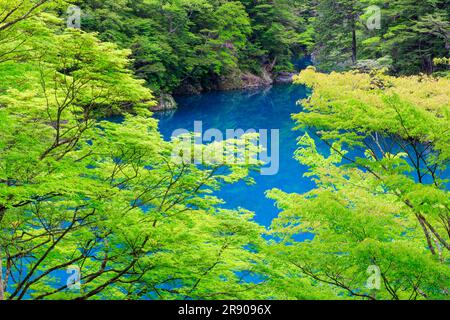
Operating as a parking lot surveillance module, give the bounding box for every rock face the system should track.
[173,82,203,95]
[217,69,245,91]
[152,93,177,111]
[352,57,393,73]
[241,68,273,89]
[274,71,296,84]
[218,68,274,91]
[172,66,281,95]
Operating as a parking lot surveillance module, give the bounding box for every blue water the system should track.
[155,84,316,228]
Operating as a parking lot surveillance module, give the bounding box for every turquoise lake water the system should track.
[155,83,317,230]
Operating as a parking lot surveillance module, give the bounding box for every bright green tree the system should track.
[266,68,450,300]
[0,0,270,300]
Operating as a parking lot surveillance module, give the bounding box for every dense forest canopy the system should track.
[74,0,450,95]
[0,0,449,300]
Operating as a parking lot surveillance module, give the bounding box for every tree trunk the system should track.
[0,205,5,224]
[351,17,357,64]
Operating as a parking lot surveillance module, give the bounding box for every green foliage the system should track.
[0,0,270,300]
[77,0,311,93]
[375,0,449,75]
[310,0,449,75]
[240,0,312,72]
[73,0,449,87]
[312,0,362,69]
[266,69,450,300]
[1,0,449,302]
